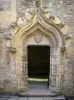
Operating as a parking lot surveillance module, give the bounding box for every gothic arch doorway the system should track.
[11,8,66,93]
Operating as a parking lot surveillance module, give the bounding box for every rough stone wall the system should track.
[0,0,74,95]
[44,0,74,96]
[0,0,11,11]
[16,0,74,95]
[0,0,16,92]
[45,0,74,96]
[0,23,17,92]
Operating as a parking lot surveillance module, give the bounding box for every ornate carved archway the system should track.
[11,7,70,93]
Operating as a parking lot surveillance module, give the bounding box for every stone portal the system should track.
[11,6,66,93]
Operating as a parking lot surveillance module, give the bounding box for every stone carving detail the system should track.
[11,47,16,53]
[34,30,42,43]
[11,0,68,35]
[11,1,71,93]
[61,47,65,53]
[35,0,41,8]
[10,22,18,29]
[57,23,65,29]
[64,34,72,40]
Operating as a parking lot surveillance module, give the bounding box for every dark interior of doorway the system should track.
[28,46,50,88]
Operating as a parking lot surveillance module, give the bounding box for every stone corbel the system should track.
[64,34,72,47]
[56,23,68,34]
[61,46,66,53]
[3,34,12,47]
[4,34,12,40]
[0,36,2,43]
[64,34,72,41]
[11,47,16,53]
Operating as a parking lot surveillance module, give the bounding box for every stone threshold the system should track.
[17,92,60,97]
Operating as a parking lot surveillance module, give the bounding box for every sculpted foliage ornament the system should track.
[10,0,69,39]
[49,15,55,20]
[10,22,18,29]
[57,23,65,29]
[10,0,71,51]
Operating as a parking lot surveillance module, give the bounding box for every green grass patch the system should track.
[28,78,48,82]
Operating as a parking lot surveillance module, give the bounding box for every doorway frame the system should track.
[11,12,65,93]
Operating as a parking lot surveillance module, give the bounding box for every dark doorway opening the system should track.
[28,45,50,88]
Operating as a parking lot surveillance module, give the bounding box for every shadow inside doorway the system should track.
[28,45,50,90]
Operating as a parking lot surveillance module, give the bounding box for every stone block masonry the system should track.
[0,0,74,96]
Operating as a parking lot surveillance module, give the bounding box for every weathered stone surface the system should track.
[0,0,11,11]
[43,97,53,100]
[28,97,43,100]
[7,96,18,100]
[0,0,74,96]
[18,97,28,100]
